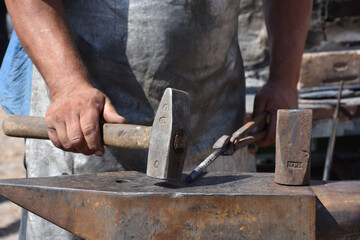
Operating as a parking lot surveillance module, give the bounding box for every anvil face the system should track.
[0,172,318,239]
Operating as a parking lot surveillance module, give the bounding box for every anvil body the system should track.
[0,172,359,239]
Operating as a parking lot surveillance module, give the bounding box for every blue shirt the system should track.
[0,31,32,115]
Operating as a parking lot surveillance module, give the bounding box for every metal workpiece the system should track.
[147,88,190,180]
[0,172,317,240]
[186,136,230,182]
[230,112,268,153]
[186,113,268,182]
[275,109,313,186]
[185,148,224,182]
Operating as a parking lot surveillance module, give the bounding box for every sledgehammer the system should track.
[2,88,190,181]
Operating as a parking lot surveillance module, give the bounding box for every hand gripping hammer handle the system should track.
[2,115,152,149]
[2,88,190,182]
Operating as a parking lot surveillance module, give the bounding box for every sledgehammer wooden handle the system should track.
[2,115,151,149]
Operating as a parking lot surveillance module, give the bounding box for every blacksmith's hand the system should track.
[45,83,126,156]
[252,80,298,147]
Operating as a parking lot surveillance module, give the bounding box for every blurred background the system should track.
[0,0,360,239]
[239,0,360,180]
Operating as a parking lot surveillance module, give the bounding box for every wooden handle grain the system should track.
[103,123,151,149]
[2,115,48,139]
[2,115,152,149]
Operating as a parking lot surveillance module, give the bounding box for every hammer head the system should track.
[147,88,190,181]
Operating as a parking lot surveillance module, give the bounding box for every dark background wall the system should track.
[238,0,360,85]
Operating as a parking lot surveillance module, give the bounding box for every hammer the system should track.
[2,88,190,181]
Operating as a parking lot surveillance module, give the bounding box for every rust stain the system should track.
[0,171,319,239]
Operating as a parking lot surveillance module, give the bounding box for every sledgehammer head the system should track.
[147,88,190,181]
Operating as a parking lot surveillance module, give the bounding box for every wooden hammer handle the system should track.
[2,115,152,149]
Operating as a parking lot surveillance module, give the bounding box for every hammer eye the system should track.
[173,130,187,154]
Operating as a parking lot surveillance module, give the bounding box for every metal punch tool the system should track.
[186,112,269,182]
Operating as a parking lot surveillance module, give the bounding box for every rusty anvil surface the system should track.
[0,172,359,240]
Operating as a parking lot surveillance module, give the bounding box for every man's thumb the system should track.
[103,98,127,124]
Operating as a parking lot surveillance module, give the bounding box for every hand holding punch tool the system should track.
[186,112,269,182]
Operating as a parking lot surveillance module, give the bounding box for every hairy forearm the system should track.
[5,0,90,99]
[263,0,313,88]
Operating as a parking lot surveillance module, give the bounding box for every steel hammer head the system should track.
[147,88,190,181]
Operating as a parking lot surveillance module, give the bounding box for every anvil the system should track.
[0,172,359,239]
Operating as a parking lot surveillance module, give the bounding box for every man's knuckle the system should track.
[82,124,97,136]
[89,99,103,111]
[47,127,57,135]
[46,113,64,124]
[70,136,83,146]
